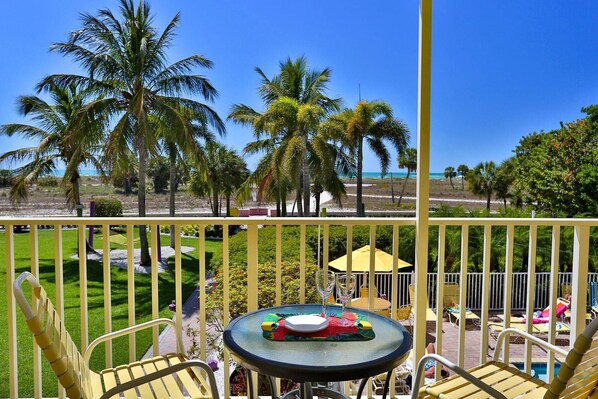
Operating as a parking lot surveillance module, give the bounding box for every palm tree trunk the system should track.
[461,175,465,190]
[356,139,364,217]
[398,170,410,207]
[486,192,491,210]
[168,144,176,248]
[138,146,151,266]
[449,177,455,189]
[315,193,321,216]
[295,185,303,216]
[390,172,395,203]
[302,155,310,216]
[213,190,219,217]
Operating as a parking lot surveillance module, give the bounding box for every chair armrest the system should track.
[493,327,568,361]
[99,358,218,399]
[84,318,182,363]
[410,354,507,399]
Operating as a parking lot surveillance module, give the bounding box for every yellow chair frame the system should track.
[411,316,598,399]
[14,271,219,399]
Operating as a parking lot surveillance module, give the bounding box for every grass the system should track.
[0,227,222,398]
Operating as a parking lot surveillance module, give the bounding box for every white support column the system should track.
[414,0,433,364]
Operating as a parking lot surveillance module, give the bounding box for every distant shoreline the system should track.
[54,169,449,180]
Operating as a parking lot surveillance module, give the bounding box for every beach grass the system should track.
[0,227,221,397]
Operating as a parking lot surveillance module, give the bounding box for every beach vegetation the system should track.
[322,100,410,216]
[397,147,417,207]
[467,161,497,210]
[0,169,12,187]
[0,84,104,210]
[189,142,248,217]
[512,107,598,216]
[444,166,457,189]
[229,56,341,216]
[457,164,469,190]
[147,156,170,194]
[94,198,123,217]
[39,0,224,265]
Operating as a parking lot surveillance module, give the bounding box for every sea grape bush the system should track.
[94,198,123,217]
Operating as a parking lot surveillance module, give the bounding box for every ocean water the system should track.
[52,170,447,179]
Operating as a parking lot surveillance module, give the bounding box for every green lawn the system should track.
[0,227,222,398]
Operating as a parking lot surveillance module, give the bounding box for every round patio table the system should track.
[223,304,412,399]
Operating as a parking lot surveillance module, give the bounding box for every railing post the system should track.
[480,224,492,362]
[524,224,538,373]
[571,224,590,341]
[435,224,445,381]
[457,225,469,367]
[7,225,18,399]
[547,225,560,381]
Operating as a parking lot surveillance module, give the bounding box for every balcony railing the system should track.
[2,216,596,398]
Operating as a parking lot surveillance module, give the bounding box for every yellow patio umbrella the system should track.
[328,245,412,272]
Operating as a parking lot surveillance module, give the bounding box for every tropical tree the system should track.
[189,142,248,217]
[467,161,497,210]
[513,108,598,216]
[229,56,340,216]
[444,166,457,189]
[322,100,410,216]
[397,147,417,207]
[40,0,223,265]
[457,164,469,190]
[159,121,221,247]
[494,158,515,212]
[0,84,104,212]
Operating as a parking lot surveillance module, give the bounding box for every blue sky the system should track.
[1,1,597,173]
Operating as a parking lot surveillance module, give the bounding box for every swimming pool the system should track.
[512,362,561,382]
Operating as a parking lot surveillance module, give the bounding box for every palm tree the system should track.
[0,84,104,211]
[40,0,223,265]
[229,56,340,216]
[444,166,457,189]
[457,164,469,190]
[252,97,328,216]
[322,100,410,216]
[467,161,497,210]
[189,142,248,217]
[494,158,515,211]
[159,121,221,248]
[397,147,417,207]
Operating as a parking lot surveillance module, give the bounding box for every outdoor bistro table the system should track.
[223,304,412,399]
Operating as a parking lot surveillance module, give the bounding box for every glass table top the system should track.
[223,304,412,382]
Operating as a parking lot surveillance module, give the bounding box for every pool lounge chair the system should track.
[443,282,480,327]
[13,272,219,399]
[412,316,598,399]
[409,284,438,331]
[591,281,598,318]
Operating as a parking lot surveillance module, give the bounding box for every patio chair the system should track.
[442,282,480,327]
[408,284,438,331]
[412,315,598,399]
[13,272,219,399]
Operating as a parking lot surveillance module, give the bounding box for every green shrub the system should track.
[94,198,123,217]
[37,176,59,187]
[0,169,12,187]
[147,156,169,193]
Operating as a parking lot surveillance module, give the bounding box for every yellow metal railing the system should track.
[2,216,596,398]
